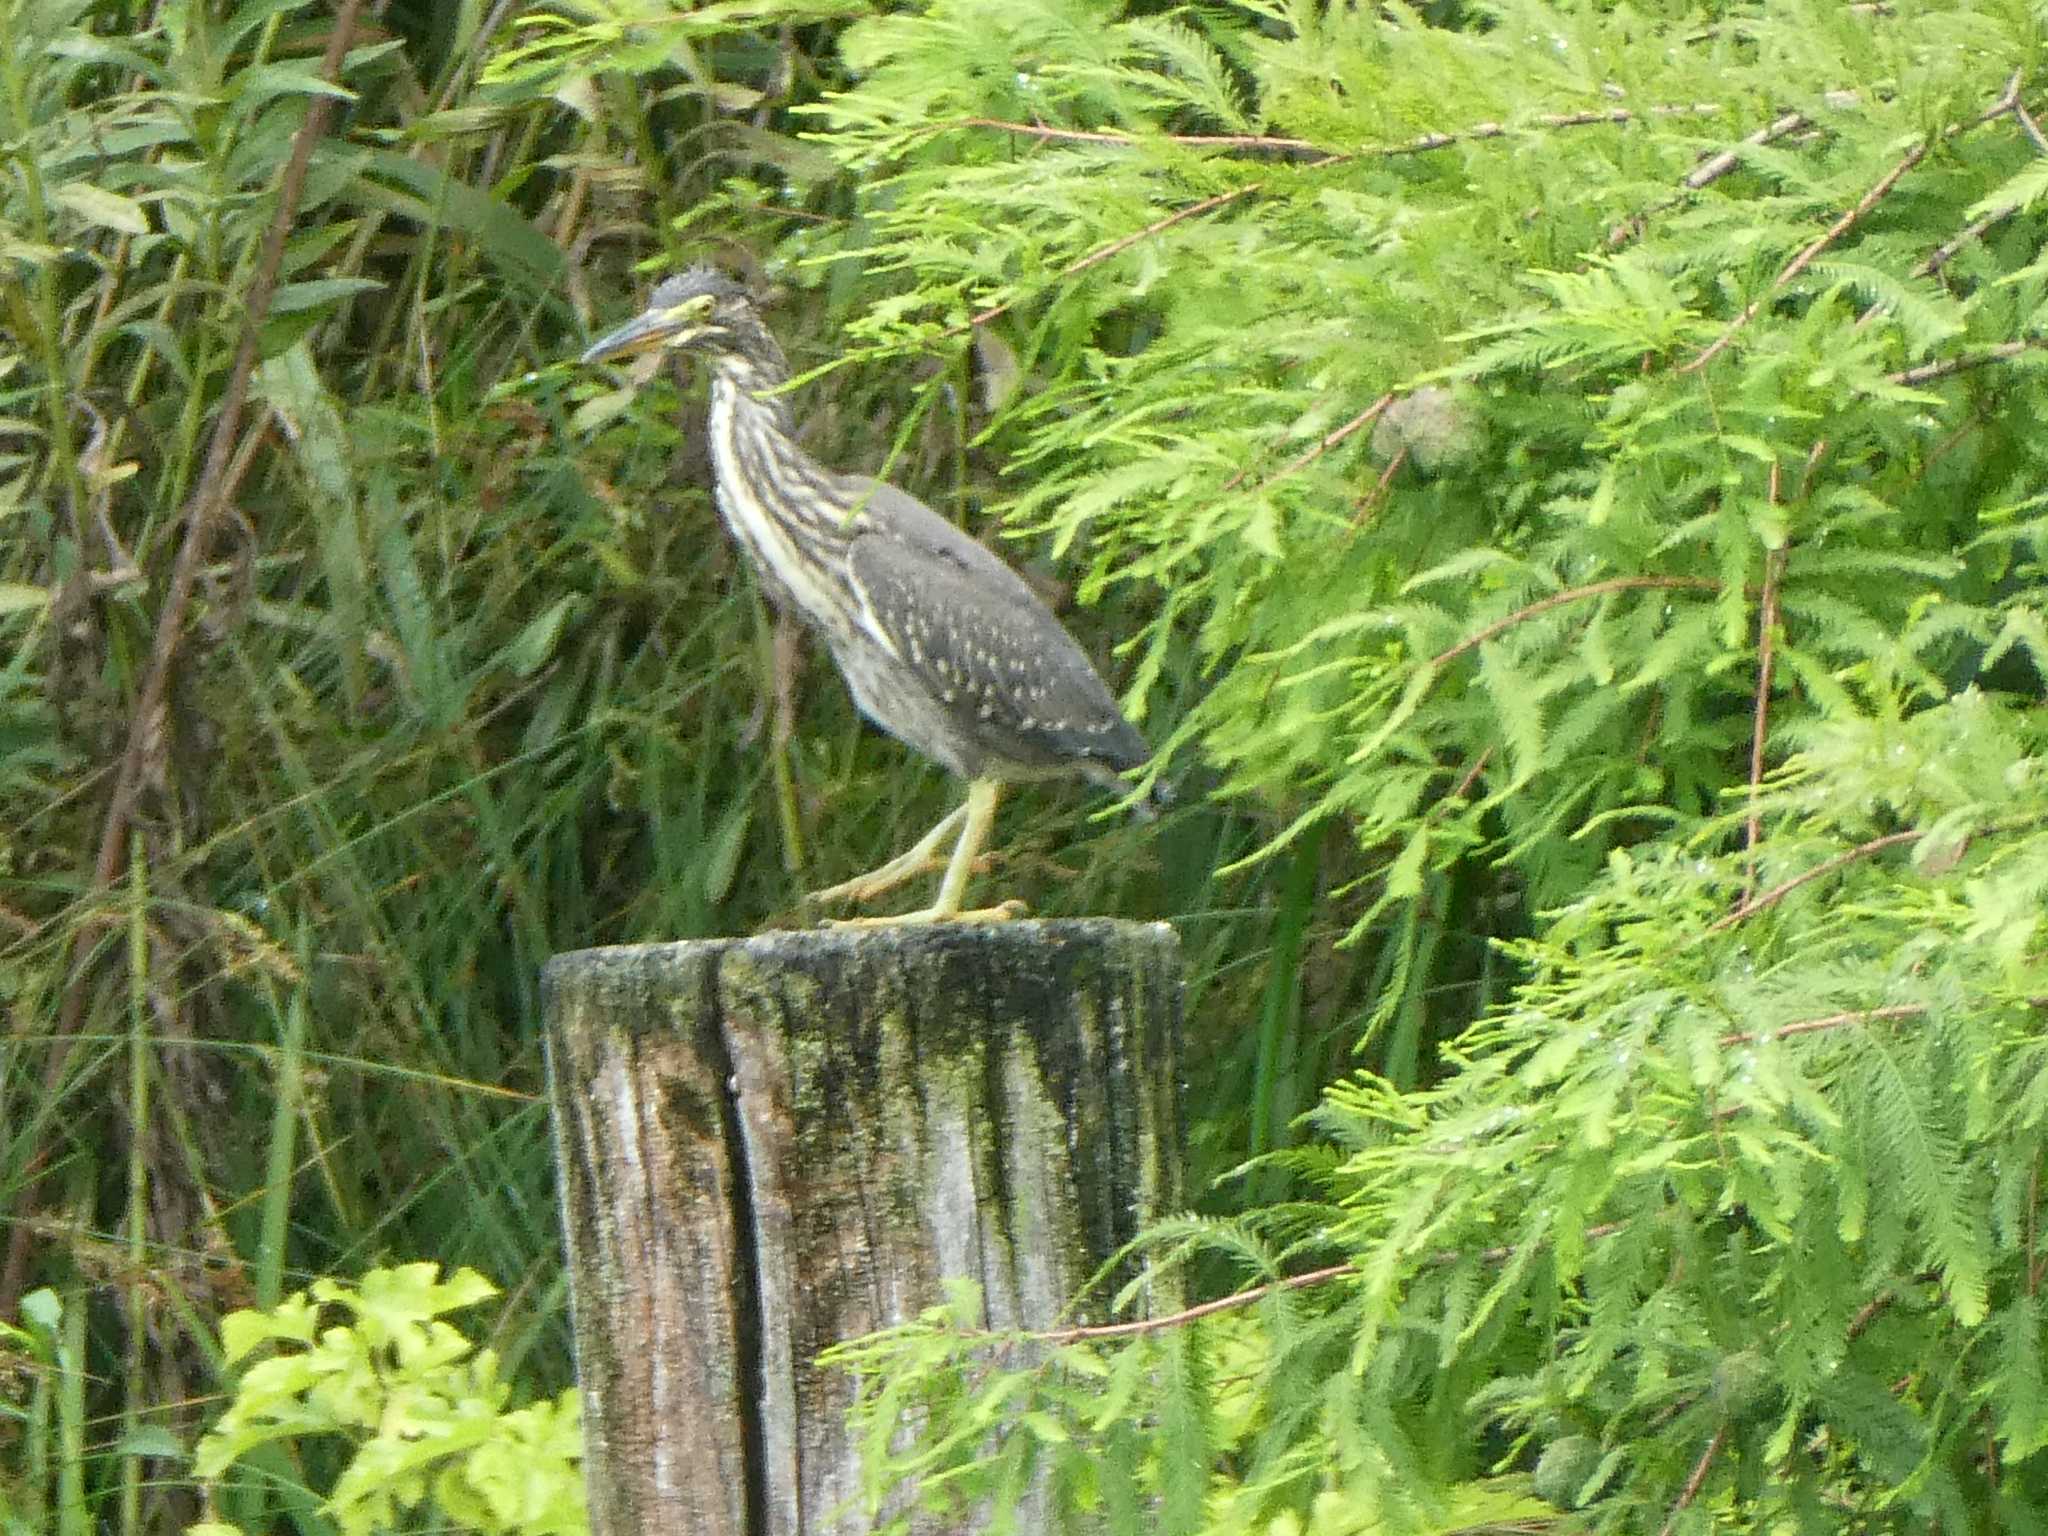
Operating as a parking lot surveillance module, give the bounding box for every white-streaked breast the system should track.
[706,376,857,643]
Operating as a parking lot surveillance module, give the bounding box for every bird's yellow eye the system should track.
[662,294,714,328]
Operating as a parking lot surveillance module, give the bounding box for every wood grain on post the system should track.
[543,918,1183,1536]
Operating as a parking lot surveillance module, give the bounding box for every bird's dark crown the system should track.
[648,265,753,314]
[647,266,782,376]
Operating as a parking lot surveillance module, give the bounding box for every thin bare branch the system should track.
[1657,1425,1729,1536]
[1430,576,1721,669]
[1222,394,1394,495]
[1693,74,2035,361]
[1379,102,1726,158]
[1709,830,1922,932]
[1610,109,1816,247]
[1689,110,1813,192]
[1032,1263,1356,1345]
[1888,338,2047,386]
[1684,137,1929,372]
[1445,746,1494,804]
[955,181,1279,333]
[1717,1003,1926,1049]
[964,103,1729,166]
[1916,205,2019,280]
[959,117,1318,156]
[1028,1214,1631,1345]
[1347,441,1408,534]
[2016,94,2048,154]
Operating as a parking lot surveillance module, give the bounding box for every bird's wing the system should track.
[842,485,1149,775]
[853,480,1047,605]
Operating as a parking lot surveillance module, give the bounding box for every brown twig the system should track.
[1717,1003,1926,1049]
[1221,393,1394,495]
[1686,110,1813,192]
[1444,747,1494,804]
[1887,338,2047,386]
[2015,93,2048,154]
[1744,545,1785,880]
[1852,77,2033,328]
[965,103,1729,166]
[1610,110,1815,248]
[1351,442,1408,530]
[958,101,1746,329]
[1429,575,1721,669]
[1683,137,1930,372]
[1915,205,2019,281]
[0,0,366,1321]
[1690,74,2034,365]
[1657,1424,1729,1536]
[1031,1262,1356,1345]
[1026,1212,1630,1345]
[1375,103,1726,158]
[1845,1288,1899,1344]
[959,117,1319,156]
[1709,830,1921,932]
[955,180,1282,333]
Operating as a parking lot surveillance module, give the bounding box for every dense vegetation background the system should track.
[6,0,2048,1530]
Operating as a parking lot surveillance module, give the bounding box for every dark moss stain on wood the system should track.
[543,919,1182,1536]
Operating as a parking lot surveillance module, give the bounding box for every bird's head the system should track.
[580,266,765,367]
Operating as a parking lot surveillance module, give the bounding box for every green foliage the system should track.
[13,0,2048,1530]
[190,1264,585,1536]
[838,723,2048,1530]
[773,0,2048,1529]
[0,1288,83,1536]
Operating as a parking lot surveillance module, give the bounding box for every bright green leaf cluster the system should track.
[191,1265,585,1536]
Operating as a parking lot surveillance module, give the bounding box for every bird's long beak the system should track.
[580,295,713,365]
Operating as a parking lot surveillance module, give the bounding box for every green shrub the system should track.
[190,1265,585,1536]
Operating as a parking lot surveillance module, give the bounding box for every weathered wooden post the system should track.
[543,919,1182,1536]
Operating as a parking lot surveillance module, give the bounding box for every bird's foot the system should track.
[821,899,1029,929]
[805,806,968,907]
[805,858,947,908]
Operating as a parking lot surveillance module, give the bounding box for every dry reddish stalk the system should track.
[1430,575,1721,669]
[1657,1424,1730,1536]
[0,0,368,1321]
[1709,829,1923,932]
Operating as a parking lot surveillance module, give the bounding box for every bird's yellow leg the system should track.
[931,778,1001,917]
[807,803,965,907]
[822,780,1027,926]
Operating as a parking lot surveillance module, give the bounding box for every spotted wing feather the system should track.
[845,481,1148,779]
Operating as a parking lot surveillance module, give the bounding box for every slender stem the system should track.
[1744,546,1785,882]
[1222,394,1393,496]
[962,102,1729,162]
[120,838,149,1536]
[1032,1263,1357,1345]
[1685,137,1930,372]
[959,182,1272,332]
[1709,829,1921,932]
[1657,1425,1729,1536]
[1717,1003,1926,1048]
[1430,576,1721,668]
[1888,339,2046,386]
